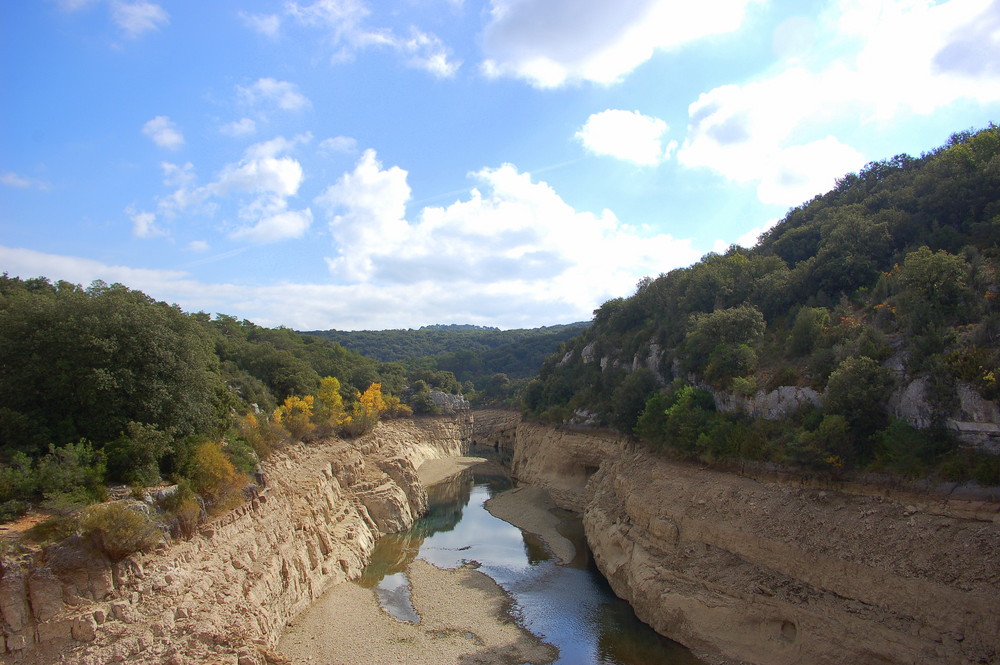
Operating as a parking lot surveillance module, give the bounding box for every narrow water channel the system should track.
[356,449,704,665]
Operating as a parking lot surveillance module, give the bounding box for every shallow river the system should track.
[357,451,704,665]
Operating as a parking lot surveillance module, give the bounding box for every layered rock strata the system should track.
[505,422,1000,665]
[0,415,471,665]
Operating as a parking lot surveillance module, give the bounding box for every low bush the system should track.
[80,502,161,561]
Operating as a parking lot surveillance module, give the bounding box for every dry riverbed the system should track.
[276,456,557,665]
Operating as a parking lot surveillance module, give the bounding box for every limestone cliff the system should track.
[0,415,471,665]
[506,422,1000,665]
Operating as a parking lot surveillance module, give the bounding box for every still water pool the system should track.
[356,452,704,665]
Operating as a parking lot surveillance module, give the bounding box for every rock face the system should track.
[0,415,471,665]
[504,422,1000,665]
[470,408,520,452]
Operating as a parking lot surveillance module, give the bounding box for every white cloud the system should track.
[2,172,50,190]
[221,117,257,137]
[230,208,313,243]
[319,135,358,154]
[142,116,184,150]
[677,0,1000,206]
[111,1,168,39]
[481,0,756,88]
[398,28,461,78]
[152,136,313,244]
[238,78,311,112]
[283,0,460,77]
[213,136,308,198]
[188,240,209,252]
[239,11,281,38]
[126,205,166,238]
[316,150,701,317]
[576,109,675,165]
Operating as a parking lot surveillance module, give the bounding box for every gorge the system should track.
[3,409,998,665]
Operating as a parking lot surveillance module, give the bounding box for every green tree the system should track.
[824,356,893,442]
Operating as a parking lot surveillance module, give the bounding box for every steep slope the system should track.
[0,415,471,664]
[499,420,1000,665]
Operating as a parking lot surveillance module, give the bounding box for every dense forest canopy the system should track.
[0,279,508,530]
[305,323,588,372]
[525,125,1000,484]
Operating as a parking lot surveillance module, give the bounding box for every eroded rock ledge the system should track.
[507,421,1000,665]
[0,415,471,665]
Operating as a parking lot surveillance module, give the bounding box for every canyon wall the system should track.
[0,414,471,665]
[506,421,1000,665]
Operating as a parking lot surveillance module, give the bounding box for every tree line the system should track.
[524,124,1000,485]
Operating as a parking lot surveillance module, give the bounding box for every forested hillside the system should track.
[305,322,589,391]
[0,279,452,545]
[525,125,1000,484]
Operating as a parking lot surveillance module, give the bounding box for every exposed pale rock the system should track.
[509,422,1000,665]
[1,416,471,664]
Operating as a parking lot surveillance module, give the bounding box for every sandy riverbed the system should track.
[483,485,576,564]
[276,455,558,665]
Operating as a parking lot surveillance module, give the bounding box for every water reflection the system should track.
[355,459,704,665]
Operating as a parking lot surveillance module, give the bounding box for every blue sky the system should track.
[2,0,998,330]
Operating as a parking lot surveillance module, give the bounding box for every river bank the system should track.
[277,455,557,665]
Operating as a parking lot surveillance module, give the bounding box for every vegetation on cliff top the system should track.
[305,322,589,400]
[524,125,1000,485]
[0,279,427,553]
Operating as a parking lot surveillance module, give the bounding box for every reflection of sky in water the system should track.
[361,467,704,665]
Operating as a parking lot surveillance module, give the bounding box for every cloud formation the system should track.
[316,150,701,317]
[1,172,50,190]
[576,109,676,165]
[142,116,184,150]
[261,0,461,77]
[481,0,755,87]
[126,205,166,238]
[111,1,168,39]
[221,117,257,137]
[154,136,314,244]
[677,0,1000,206]
[238,78,311,112]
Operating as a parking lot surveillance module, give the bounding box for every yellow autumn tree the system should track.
[274,394,316,440]
[189,441,246,513]
[340,382,385,437]
[381,393,413,419]
[314,376,345,430]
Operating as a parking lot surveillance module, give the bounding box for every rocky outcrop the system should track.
[470,408,520,452]
[505,423,1000,665]
[0,416,470,665]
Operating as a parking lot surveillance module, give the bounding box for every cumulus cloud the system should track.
[239,11,282,38]
[126,205,166,238]
[678,0,1000,206]
[230,208,313,243]
[481,0,755,87]
[238,78,311,112]
[576,109,676,165]
[111,1,169,39]
[2,172,50,190]
[221,117,257,137]
[319,135,358,154]
[316,150,701,317]
[142,116,184,150]
[153,136,313,243]
[281,0,460,77]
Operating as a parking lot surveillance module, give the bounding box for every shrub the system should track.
[80,502,161,561]
[274,395,316,440]
[158,481,203,540]
[188,441,246,513]
[824,356,893,438]
[104,422,172,486]
[787,307,830,357]
[34,440,107,503]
